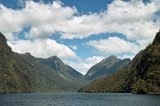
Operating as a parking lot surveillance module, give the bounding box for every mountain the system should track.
[15,53,74,92]
[85,56,131,80]
[38,56,84,81]
[0,32,86,93]
[37,56,88,87]
[84,31,160,94]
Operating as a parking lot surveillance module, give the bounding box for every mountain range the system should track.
[1,30,160,94]
[84,31,160,94]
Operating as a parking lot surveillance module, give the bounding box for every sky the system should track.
[0,0,160,75]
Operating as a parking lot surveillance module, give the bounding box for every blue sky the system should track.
[0,0,160,74]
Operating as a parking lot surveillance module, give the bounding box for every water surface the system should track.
[0,93,159,106]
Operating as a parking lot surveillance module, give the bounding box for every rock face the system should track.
[84,31,160,94]
[85,56,131,80]
[0,32,87,93]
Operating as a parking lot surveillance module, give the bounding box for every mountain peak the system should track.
[85,55,130,80]
[25,52,32,56]
[102,55,119,63]
[107,55,118,60]
[153,30,160,44]
[48,56,63,63]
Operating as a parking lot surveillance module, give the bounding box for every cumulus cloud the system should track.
[8,39,77,59]
[60,0,160,40]
[0,0,159,41]
[87,36,140,56]
[0,1,77,39]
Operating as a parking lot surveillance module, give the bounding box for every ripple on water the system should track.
[0,93,160,106]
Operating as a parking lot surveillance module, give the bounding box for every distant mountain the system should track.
[37,56,87,87]
[85,56,131,80]
[84,31,160,94]
[0,32,87,93]
[38,56,84,80]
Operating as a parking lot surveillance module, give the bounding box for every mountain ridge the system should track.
[85,55,131,80]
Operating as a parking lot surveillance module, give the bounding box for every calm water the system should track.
[0,93,160,106]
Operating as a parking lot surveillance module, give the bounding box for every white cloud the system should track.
[0,5,25,33]
[87,36,140,55]
[0,0,159,41]
[3,33,18,41]
[0,1,77,39]
[8,39,77,59]
[17,0,26,7]
[105,0,156,23]
[64,56,104,75]
[60,0,159,40]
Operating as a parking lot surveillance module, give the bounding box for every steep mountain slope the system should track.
[84,31,160,94]
[37,56,88,88]
[85,56,131,80]
[38,56,84,81]
[17,53,77,91]
[0,32,85,93]
[0,32,34,93]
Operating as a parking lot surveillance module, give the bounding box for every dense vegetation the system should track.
[84,31,160,94]
[0,32,34,93]
[0,32,88,93]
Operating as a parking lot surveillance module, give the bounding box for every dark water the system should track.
[0,93,160,106]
